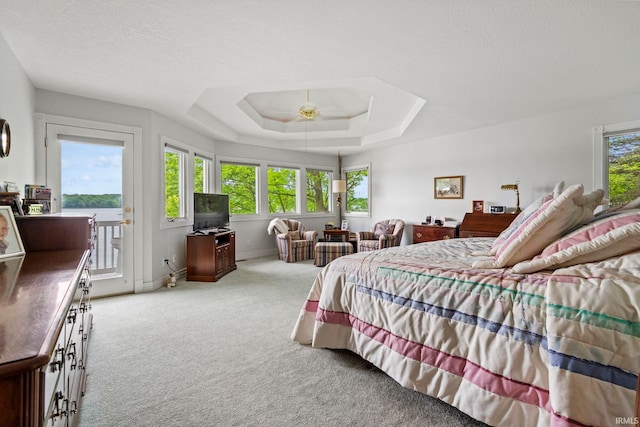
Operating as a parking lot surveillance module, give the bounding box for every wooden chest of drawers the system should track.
[413,224,459,243]
[458,213,517,238]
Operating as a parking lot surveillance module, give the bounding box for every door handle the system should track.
[120,219,131,225]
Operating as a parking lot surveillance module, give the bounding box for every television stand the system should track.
[186,230,237,282]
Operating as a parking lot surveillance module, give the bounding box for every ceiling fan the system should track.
[298,89,321,120]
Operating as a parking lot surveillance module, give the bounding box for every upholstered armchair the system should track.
[356,219,405,252]
[267,218,318,263]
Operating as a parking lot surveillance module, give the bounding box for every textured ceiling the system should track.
[1,0,639,153]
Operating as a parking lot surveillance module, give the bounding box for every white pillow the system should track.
[513,209,640,273]
[472,184,604,269]
[488,181,565,255]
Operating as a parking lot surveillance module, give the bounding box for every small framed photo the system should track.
[434,175,463,199]
[341,219,348,230]
[0,206,25,260]
[473,200,484,213]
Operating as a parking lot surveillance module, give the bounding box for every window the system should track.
[220,162,258,215]
[306,169,330,213]
[345,165,370,215]
[194,153,212,193]
[268,166,298,214]
[595,121,640,208]
[163,142,187,221]
[605,130,640,206]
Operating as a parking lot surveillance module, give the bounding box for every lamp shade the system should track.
[332,180,346,193]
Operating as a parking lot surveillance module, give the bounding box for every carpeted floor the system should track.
[78,256,488,427]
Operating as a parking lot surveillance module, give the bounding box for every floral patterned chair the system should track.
[268,218,318,262]
[356,219,405,252]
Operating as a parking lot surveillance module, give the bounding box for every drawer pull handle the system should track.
[416,233,422,238]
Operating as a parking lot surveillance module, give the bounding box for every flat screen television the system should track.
[193,193,230,232]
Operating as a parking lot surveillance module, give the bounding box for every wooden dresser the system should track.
[413,224,459,243]
[459,213,517,238]
[0,215,94,427]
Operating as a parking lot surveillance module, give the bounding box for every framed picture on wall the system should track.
[434,176,464,199]
[473,200,484,213]
[0,206,25,260]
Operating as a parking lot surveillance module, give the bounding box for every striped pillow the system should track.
[473,184,603,269]
[512,209,640,273]
[489,180,565,255]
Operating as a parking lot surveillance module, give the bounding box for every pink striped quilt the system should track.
[291,238,640,427]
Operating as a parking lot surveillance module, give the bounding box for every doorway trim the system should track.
[35,113,144,293]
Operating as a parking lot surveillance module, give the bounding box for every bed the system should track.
[291,183,640,427]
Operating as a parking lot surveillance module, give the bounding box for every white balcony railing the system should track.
[91,220,121,276]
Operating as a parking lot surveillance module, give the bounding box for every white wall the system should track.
[343,92,640,244]
[0,33,35,187]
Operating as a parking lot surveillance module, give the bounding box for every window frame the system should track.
[343,163,371,218]
[160,136,214,229]
[267,164,301,215]
[218,158,261,217]
[593,119,640,207]
[305,167,332,215]
[216,155,337,220]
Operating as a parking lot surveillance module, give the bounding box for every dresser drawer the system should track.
[413,225,458,243]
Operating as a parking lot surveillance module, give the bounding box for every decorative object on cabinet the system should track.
[23,184,52,214]
[186,230,237,281]
[356,219,405,252]
[0,205,25,259]
[459,212,517,238]
[0,191,23,216]
[473,200,484,213]
[0,118,10,158]
[434,175,463,199]
[490,205,506,214]
[341,219,348,230]
[501,181,521,213]
[413,223,459,243]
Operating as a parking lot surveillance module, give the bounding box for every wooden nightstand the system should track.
[413,224,459,243]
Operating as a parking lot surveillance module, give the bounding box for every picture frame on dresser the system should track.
[434,175,463,199]
[0,206,25,260]
[473,200,484,213]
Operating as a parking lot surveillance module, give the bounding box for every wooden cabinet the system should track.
[413,224,459,243]
[1,215,93,427]
[186,231,237,282]
[459,213,517,238]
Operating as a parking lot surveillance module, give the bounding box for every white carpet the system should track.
[78,256,488,427]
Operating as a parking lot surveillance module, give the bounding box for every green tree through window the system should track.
[268,166,297,213]
[608,131,640,206]
[220,162,258,215]
[345,168,369,213]
[306,169,330,213]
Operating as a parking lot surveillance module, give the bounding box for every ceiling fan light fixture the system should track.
[298,89,320,120]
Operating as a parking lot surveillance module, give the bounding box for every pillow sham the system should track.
[472,184,604,269]
[512,209,640,273]
[488,181,565,255]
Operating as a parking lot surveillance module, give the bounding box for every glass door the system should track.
[46,124,134,297]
